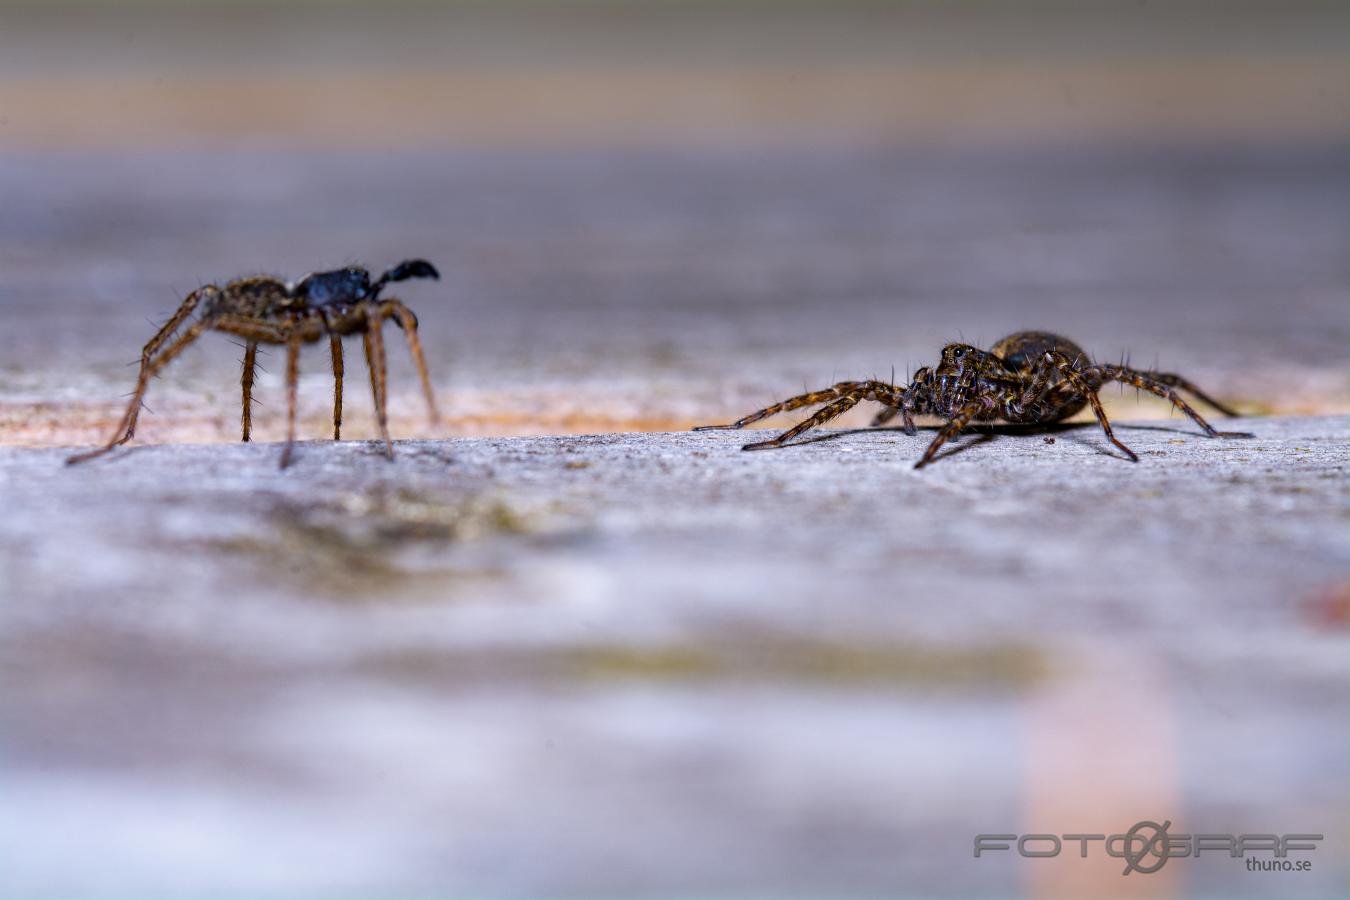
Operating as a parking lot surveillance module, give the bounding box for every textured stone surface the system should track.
[0,4,1347,895]
[2,418,1347,896]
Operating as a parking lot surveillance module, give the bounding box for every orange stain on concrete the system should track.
[1021,647,1183,899]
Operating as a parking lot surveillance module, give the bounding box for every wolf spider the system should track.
[67,259,442,468]
[696,331,1252,468]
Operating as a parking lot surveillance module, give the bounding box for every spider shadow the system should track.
[65,437,403,468]
[783,419,1207,463]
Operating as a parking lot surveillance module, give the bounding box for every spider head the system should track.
[292,266,374,306]
[935,343,981,377]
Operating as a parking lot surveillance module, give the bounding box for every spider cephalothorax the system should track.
[68,259,442,468]
[696,330,1251,468]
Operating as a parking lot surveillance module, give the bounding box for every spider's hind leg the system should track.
[362,306,395,459]
[1132,371,1241,417]
[380,299,440,425]
[1095,365,1253,439]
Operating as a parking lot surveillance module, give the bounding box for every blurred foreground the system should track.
[3,421,1349,896]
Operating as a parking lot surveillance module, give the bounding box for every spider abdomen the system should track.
[989,331,1090,424]
[989,331,1087,374]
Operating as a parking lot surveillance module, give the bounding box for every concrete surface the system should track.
[2,418,1347,896]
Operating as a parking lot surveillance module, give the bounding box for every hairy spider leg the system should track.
[868,404,918,433]
[361,306,395,459]
[1139,372,1240,417]
[937,362,980,418]
[914,397,994,468]
[213,315,315,468]
[279,335,302,468]
[381,299,440,424]
[1044,352,1140,462]
[695,381,873,431]
[871,370,930,431]
[1006,352,1067,421]
[742,395,862,450]
[66,317,214,464]
[868,392,919,433]
[994,351,1136,461]
[329,334,344,440]
[240,341,258,441]
[870,405,901,427]
[1091,365,1253,438]
[120,287,209,444]
[740,381,907,451]
[1031,379,1090,424]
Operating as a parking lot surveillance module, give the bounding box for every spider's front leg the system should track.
[118,288,211,445]
[872,368,932,432]
[742,394,864,451]
[732,381,907,450]
[66,314,215,464]
[913,397,993,468]
[695,381,872,433]
[869,404,917,434]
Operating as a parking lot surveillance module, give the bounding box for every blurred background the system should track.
[1,2,1347,898]
[1,0,1347,446]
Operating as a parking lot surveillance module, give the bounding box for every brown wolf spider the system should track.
[696,331,1252,468]
[67,259,442,468]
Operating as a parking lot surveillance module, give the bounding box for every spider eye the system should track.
[952,348,964,358]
